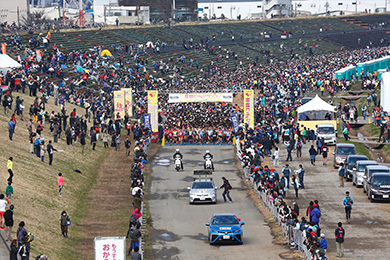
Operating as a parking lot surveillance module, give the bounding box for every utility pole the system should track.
[17,6,20,26]
[325,0,330,15]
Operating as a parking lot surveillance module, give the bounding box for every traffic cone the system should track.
[368,117,371,124]
[162,136,165,146]
[233,137,236,145]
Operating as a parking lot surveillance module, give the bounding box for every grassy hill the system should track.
[0,92,108,259]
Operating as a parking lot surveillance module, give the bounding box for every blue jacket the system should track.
[320,237,328,249]
[343,197,353,207]
[311,207,321,223]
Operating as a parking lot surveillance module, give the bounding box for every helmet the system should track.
[176,149,180,152]
[206,150,210,153]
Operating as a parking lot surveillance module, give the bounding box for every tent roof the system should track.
[0,54,22,70]
[297,95,336,113]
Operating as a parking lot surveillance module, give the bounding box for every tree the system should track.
[22,10,49,26]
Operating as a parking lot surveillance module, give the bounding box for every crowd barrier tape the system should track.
[249,178,324,260]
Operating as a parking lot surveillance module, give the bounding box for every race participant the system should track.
[172,149,183,170]
[203,150,214,170]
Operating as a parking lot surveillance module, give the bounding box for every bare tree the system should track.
[22,10,49,26]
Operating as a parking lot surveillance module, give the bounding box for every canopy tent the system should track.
[297,95,336,114]
[0,54,22,74]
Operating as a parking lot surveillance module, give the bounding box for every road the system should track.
[0,230,9,260]
[276,141,390,260]
[149,146,284,260]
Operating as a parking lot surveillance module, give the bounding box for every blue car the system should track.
[205,213,245,245]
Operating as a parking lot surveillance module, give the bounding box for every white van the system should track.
[316,124,337,145]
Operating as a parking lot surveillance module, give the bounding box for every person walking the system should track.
[125,137,132,156]
[309,145,317,166]
[7,157,14,183]
[127,223,141,255]
[47,140,57,165]
[286,141,293,161]
[4,204,14,242]
[59,211,70,238]
[322,144,329,165]
[58,173,64,197]
[80,130,86,155]
[282,164,291,188]
[0,194,10,229]
[273,147,279,167]
[297,164,305,189]
[292,175,299,198]
[8,118,15,141]
[6,182,13,199]
[335,222,345,258]
[220,177,233,203]
[296,139,302,157]
[338,162,345,187]
[343,191,353,223]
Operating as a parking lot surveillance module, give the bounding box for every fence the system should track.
[250,179,321,260]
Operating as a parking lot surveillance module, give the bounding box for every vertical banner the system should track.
[124,88,133,117]
[1,43,6,54]
[114,89,125,119]
[231,112,239,133]
[94,236,126,260]
[147,90,158,133]
[143,113,151,130]
[244,90,254,128]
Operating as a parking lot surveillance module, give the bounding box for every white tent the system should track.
[297,95,336,113]
[0,54,22,74]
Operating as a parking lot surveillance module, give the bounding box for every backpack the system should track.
[346,197,352,206]
[130,213,136,225]
[315,209,321,218]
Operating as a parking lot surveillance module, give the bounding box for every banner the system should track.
[168,93,233,103]
[147,90,158,132]
[124,88,132,117]
[113,89,125,118]
[94,236,126,260]
[143,113,151,130]
[244,90,254,128]
[231,112,239,133]
[1,43,5,54]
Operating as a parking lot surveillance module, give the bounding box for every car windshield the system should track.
[212,215,239,225]
[338,147,355,155]
[348,157,367,167]
[369,169,390,177]
[192,182,214,189]
[358,164,377,171]
[373,175,390,186]
[318,127,334,134]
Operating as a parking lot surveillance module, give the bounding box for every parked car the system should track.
[316,124,337,145]
[206,213,244,245]
[366,172,390,202]
[363,165,390,194]
[352,160,378,187]
[333,143,356,168]
[344,155,368,181]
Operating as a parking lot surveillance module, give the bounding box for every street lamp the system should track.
[230,6,236,19]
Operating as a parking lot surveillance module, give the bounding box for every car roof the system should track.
[213,213,237,217]
[317,124,334,127]
[371,172,390,177]
[357,160,378,165]
[193,179,213,182]
[336,143,355,148]
[347,155,368,159]
[366,165,389,170]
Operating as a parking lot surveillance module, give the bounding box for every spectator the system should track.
[59,211,70,238]
[10,239,18,260]
[4,204,14,241]
[16,221,26,246]
[7,157,14,183]
[0,194,10,229]
[320,233,328,252]
[343,191,353,224]
[58,173,64,197]
[308,145,317,166]
[335,222,345,258]
[338,162,345,187]
[6,182,13,199]
[47,140,57,165]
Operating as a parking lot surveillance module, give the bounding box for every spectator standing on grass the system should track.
[6,182,13,199]
[4,204,14,242]
[338,162,345,187]
[7,157,14,183]
[59,211,70,238]
[47,140,57,165]
[0,194,10,230]
[8,118,15,141]
[10,239,18,260]
[40,140,46,162]
[16,222,26,246]
[343,191,353,224]
[335,222,345,258]
[58,173,64,197]
[102,131,109,148]
[125,137,132,156]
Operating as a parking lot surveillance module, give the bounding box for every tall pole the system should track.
[17,6,20,26]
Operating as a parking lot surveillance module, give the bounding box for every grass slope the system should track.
[0,92,107,259]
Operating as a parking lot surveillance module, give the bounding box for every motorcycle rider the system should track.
[203,150,214,170]
[173,149,183,170]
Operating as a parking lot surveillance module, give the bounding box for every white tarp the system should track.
[297,95,336,113]
[381,72,390,113]
[0,54,22,74]
[168,93,233,103]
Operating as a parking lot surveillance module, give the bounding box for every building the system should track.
[262,0,292,18]
[198,0,263,20]
[118,0,198,21]
[93,4,150,25]
[0,0,29,25]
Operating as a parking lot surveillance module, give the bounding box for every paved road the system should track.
[0,230,9,260]
[275,141,390,260]
[149,146,284,260]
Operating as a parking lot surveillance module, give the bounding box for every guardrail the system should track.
[250,180,323,260]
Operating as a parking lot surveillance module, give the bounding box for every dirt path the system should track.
[78,145,133,259]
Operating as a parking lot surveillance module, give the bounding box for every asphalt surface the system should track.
[275,141,390,260]
[0,230,9,260]
[149,145,284,260]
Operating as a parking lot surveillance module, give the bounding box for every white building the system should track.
[0,0,29,25]
[262,0,292,18]
[198,0,264,20]
[93,5,150,25]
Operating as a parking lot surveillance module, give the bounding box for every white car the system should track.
[188,179,217,204]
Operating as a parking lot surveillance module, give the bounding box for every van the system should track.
[316,124,337,145]
[352,160,378,187]
[366,172,390,202]
[344,155,368,181]
[333,143,356,168]
[363,165,390,194]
